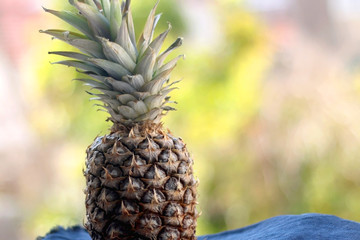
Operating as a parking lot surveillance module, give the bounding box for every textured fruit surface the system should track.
[85,123,198,239]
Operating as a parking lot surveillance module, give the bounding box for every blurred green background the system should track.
[1,0,360,239]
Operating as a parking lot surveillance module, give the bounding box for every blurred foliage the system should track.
[22,0,360,239]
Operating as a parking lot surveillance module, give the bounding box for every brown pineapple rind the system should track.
[85,123,198,240]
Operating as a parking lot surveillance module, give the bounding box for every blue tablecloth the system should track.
[38,213,360,240]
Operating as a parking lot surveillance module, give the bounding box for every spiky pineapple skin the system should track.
[85,123,198,239]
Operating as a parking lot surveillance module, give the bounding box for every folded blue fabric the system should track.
[36,226,89,240]
[38,213,360,240]
[198,213,360,240]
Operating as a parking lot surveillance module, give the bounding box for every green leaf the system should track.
[160,87,177,96]
[144,94,166,109]
[138,13,161,59]
[69,39,105,58]
[122,0,131,15]
[101,0,111,19]
[117,94,137,104]
[127,100,148,115]
[157,55,184,74]
[156,37,183,70]
[72,0,110,38]
[161,105,176,111]
[122,74,145,90]
[106,108,125,122]
[144,88,176,110]
[141,66,175,94]
[118,105,138,119]
[89,58,130,79]
[84,0,98,9]
[97,89,120,98]
[115,15,137,61]
[100,38,136,71]
[87,93,119,110]
[134,108,161,121]
[102,98,121,110]
[126,8,136,48]
[110,0,122,40]
[48,51,90,61]
[120,0,135,47]
[149,14,162,45]
[74,78,110,89]
[105,77,136,93]
[87,90,116,99]
[133,92,151,100]
[137,1,160,55]
[146,23,171,57]
[138,0,160,44]
[134,47,156,82]
[162,79,182,91]
[40,29,86,41]
[42,7,93,39]
[42,30,104,58]
[52,60,105,75]
[86,74,107,83]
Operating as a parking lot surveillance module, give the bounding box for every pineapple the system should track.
[42,0,198,239]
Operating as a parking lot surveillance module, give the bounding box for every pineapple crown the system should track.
[41,0,183,125]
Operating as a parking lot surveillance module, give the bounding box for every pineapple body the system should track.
[43,0,198,238]
[85,123,197,239]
